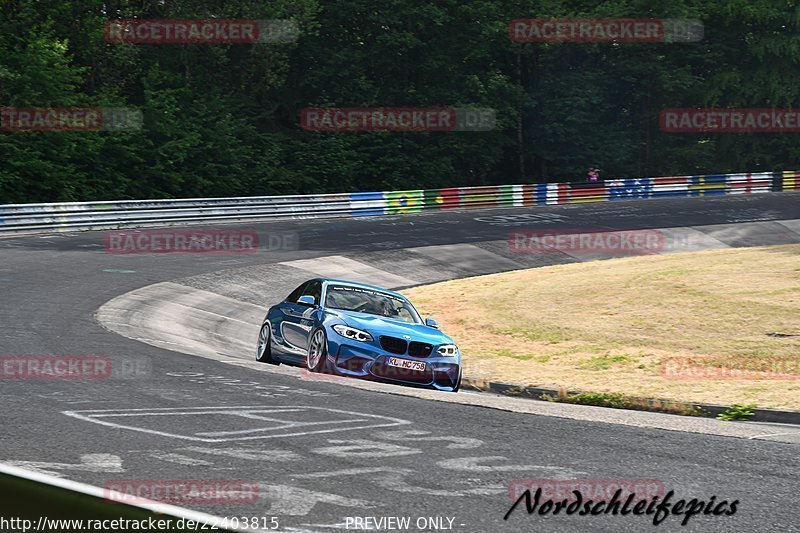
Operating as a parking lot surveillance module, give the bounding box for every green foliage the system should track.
[1,0,798,203]
[544,388,708,416]
[559,392,634,409]
[580,355,631,370]
[717,403,758,421]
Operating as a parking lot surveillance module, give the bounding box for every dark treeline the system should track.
[1,0,799,203]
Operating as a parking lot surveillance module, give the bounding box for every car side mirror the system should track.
[425,317,439,329]
[297,295,316,307]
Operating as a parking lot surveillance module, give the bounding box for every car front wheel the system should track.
[307,328,329,373]
[256,323,279,365]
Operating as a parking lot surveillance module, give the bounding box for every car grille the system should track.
[408,341,433,358]
[379,335,407,355]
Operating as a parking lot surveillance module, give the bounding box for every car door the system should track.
[270,281,305,359]
[278,280,321,362]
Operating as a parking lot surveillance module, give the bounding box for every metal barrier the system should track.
[0,463,240,530]
[0,171,792,235]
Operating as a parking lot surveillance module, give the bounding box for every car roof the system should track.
[317,278,409,300]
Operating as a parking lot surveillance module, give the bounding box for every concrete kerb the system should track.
[460,380,800,425]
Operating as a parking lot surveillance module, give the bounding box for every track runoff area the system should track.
[0,193,798,532]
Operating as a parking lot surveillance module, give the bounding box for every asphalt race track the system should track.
[1,193,799,533]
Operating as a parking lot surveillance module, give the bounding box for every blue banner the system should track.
[350,191,386,216]
[690,174,728,196]
[608,178,652,201]
[535,184,548,205]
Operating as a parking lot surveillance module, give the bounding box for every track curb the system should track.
[462,380,800,425]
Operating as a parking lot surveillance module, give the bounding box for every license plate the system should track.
[387,357,426,372]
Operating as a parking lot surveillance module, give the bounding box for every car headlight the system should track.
[437,344,459,357]
[332,324,373,342]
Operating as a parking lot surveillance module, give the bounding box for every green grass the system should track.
[404,244,800,410]
[544,390,707,416]
[490,348,542,361]
[580,354,633,370]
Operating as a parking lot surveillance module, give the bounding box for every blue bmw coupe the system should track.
[255,278,462,392]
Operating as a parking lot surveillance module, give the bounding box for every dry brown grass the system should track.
[404,244,800,410]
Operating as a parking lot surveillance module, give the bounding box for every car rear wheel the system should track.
[307,328,328,373]
[256,323,279,365]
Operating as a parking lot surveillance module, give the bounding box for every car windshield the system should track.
[325,285,421,324]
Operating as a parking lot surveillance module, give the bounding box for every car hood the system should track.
[328,310,454,345]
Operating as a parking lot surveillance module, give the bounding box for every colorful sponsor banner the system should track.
[533,184,548,205]
[386,190,423,214]
[349,191,386,216]
[650,176,690,197]
[422,188,461,210]
[783,170,800,191]
[457,185,515,208]
[727,173,772,194]
[544,183,570,204]
[461,185,499,208]
[500,184,516,206]
[607,178,652,201]
[569,183,608,203]
[346,171,798,217]
[519,184,536,206]
[689,175,727,196]
[439,187,462,209]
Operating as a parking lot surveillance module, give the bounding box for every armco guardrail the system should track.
[0,170,795,235]
[0,463,242,531]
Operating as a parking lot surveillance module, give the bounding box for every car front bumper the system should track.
[332,342,461,392]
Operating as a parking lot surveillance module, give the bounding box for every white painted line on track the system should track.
[62,406,410,442]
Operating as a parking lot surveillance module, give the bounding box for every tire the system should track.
[256,323,280,365]
[306,328,329,373]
